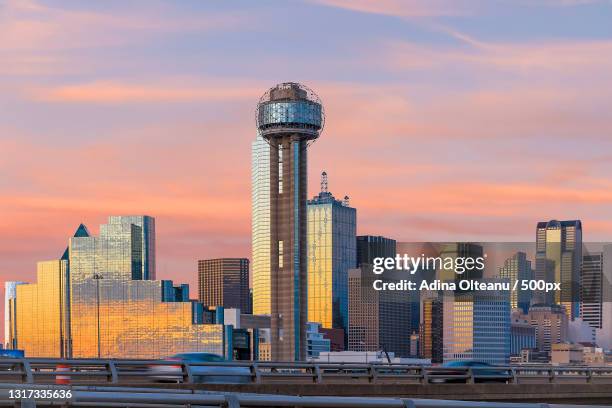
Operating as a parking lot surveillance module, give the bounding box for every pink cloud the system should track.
[308,0,473,17]
[26,79,265,104]
[0,0,250,52]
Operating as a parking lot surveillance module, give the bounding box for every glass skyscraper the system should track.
[535,220,582,319]
[15,260,70,358]
[442,286,511,365]
[11,216,224,359]
[251,134,271,316]
[499,251,533,314]
[4,281,26,350]
[307,172,356,331]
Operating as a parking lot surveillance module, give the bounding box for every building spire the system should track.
[321,171,328,193]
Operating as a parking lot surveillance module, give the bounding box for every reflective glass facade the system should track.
[70,279,223,359]
[15,260,69,358]
[251,135,271,315]
[442,287,511,365]
[307,181,356,331]
[4,281,25,349]
[12,216,224,359]
[108,215,156,280]
[258,101,322,130]
[499,252,533,314]
[535,220,582,319]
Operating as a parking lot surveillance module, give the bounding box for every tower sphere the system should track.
[256,82,324,141]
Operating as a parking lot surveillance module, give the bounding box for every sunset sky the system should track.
[2,0,612,339]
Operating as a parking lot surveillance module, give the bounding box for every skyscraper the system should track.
[527,304,568,353]
[347,267,412,357]
[356,236,396,267]
[108,215,156,280]
[198,258,251,314]
[580,252,603,330]
[420,297,443,363]
[596,244,612,349]
[4,281,26,349]
[12,217,225,359]
[251,134,271,315]
[510,310,536,357]
[256,82,324,361]
[535,220,582,319]
[499,252,533,314]
[15,260,70,358]
[307,171,356,331]
[442,286,511,365]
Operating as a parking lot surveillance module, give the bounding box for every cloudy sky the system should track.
[1,0,612,338]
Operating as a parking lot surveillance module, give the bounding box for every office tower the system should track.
[347,267,412,357]
[68,216,223,358]
[420,298,443,363]
[4,282,26,349]
[198,258,250,314]
[256,82,324,361]
[442,285,511,365]
[307,171,356,331]
[108,215,156,280]
[15,260,70,358]
[527,304,568,353]
[535,220,582,319]
[499,252,533,314]
[356,235,396,266]
[438,243,485,283]
[596,245,612,349]
[12,217,225,359]
[70,215,154,281]
[252,134,271,315]
[580,252,603,330]
[510,310,536,356]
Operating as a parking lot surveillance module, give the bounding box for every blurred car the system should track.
[149,352,251,384]
[427,361,512,384]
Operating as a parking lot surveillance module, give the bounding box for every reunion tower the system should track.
[256,83,324,361]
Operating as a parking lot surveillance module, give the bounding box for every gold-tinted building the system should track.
[307,172,356,330]
[251,134,271,315]
[15,260,70,358]
[70,279,223,359]
[12,217,225,359]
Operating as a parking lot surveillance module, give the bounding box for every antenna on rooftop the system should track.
[321,171,328,193]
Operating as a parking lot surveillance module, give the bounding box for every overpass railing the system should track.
[2,358,612,385]
[0,384,606,408]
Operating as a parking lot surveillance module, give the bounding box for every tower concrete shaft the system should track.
[270,136,308,361]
